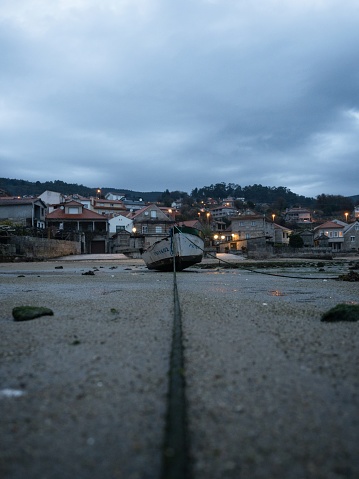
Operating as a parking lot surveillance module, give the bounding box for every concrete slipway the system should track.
[0,255,358,479]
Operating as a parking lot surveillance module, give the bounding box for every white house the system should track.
[38,190,66,211]
[105,192,126,201]
[274,223,292,245]
[108,214,133,234]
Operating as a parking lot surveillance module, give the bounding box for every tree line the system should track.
[1,177,356,218]
[160,183,356,220]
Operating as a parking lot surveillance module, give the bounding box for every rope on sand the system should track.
[160,237,192,479]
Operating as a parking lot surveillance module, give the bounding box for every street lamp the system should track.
[132,227,137,234]
[272,213,275,222]
[345,212,349,222]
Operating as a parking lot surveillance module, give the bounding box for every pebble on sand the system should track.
[12,306,54,321]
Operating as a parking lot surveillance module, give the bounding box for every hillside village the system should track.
[0,187,359,261]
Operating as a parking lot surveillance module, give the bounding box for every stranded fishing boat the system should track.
[141,225,205,271]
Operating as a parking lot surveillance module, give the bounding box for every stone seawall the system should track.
[247,245,333,259]
[0,236,80,261]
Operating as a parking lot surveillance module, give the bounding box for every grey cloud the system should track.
[0,0,359,197]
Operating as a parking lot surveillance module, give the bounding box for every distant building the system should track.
[298,229,314,247]
[343,220,359,251]
[209,205,237,220]
[38,190,66,208]
[122,198,146,212]
[228,215,275,251]
[46,200,109,253]
[108,215,133,234]
[274,224,292,245]
[284,207,312,224]
[105,192,126,201]
[0,197,46,228]
[68,194,91,210]
[90,197,127,217]
[314,220,344,251]
[313,219,359,252]
[129,204,175,250]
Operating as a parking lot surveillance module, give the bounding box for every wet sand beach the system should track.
[0,256,358,479]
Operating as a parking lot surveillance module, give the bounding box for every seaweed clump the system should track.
[337,271,359,282]
[321,304,359,322]
[12,306,54,321]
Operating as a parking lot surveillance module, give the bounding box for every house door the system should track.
[91,240,106,254]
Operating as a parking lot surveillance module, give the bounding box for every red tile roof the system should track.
[46,208,107,220]
[314,221,344,230]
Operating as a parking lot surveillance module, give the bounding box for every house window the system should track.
[245,233,251,239]
[239,221,244,226]
[142,225,148,234]
[69,207,79,214]
[350,236,355,242]
[116,226,125,232]
[251,221,256,226]
[155,226,163,233]
[150,210,157,218]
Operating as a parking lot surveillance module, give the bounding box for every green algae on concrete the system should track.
[12,306,54,321]
[321,304,359,322]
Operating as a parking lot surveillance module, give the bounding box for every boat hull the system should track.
[141,227,204,272]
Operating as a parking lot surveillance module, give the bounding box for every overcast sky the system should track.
[1,0,359,198]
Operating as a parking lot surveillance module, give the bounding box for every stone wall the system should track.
[1,236,81,261]
[247,245,333,259]
[272,246,333,259]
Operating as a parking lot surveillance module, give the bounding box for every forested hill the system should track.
[0,178,357,211]
[1,177,313,206]
[191,183,313,206]
[0,178,162,202]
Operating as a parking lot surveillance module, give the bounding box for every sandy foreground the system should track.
[0,255,358,479]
